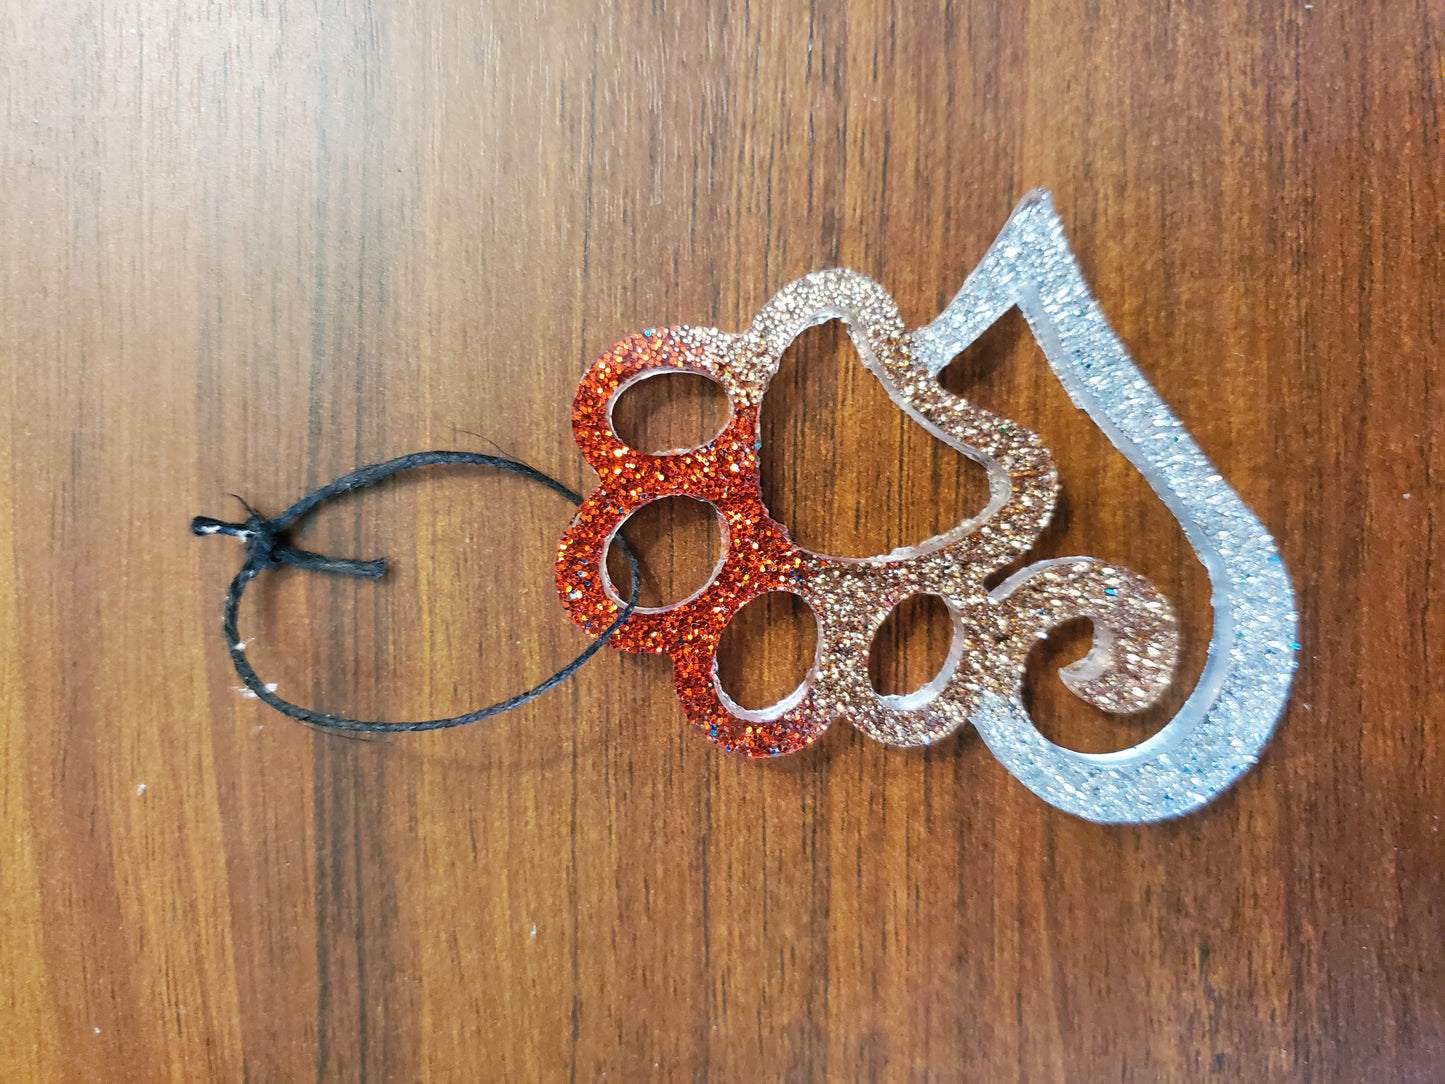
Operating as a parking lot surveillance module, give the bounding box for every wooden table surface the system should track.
[2,1,1440,1080]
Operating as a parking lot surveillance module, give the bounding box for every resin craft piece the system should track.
[556,190,1297,822]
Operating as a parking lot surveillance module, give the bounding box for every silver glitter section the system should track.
[912,190,1298,823]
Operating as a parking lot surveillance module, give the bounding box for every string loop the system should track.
[192,450,639,733]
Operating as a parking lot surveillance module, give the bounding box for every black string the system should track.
[192,450,639,733]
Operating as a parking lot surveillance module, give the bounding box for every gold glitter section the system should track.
[557,271,1179,757]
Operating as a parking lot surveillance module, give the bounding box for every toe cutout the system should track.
[610,370,731,454]
[714,591,819,716]
[867,593,958,707]
[605,496,724,610]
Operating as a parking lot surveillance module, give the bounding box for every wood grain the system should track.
[1,0,1441,1079]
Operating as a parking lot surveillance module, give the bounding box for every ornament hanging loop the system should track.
[193,450,640,734]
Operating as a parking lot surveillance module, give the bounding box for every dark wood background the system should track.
[1,1,1440,1080]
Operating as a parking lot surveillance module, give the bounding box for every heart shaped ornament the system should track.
[556,190,1296,823]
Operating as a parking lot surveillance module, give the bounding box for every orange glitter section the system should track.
[555,328,824,756]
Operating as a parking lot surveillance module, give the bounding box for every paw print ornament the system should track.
[557,191,1297,823]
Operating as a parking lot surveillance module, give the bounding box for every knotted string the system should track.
[192,450,640,732]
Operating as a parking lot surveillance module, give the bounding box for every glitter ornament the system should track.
[556,190,1296,822]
